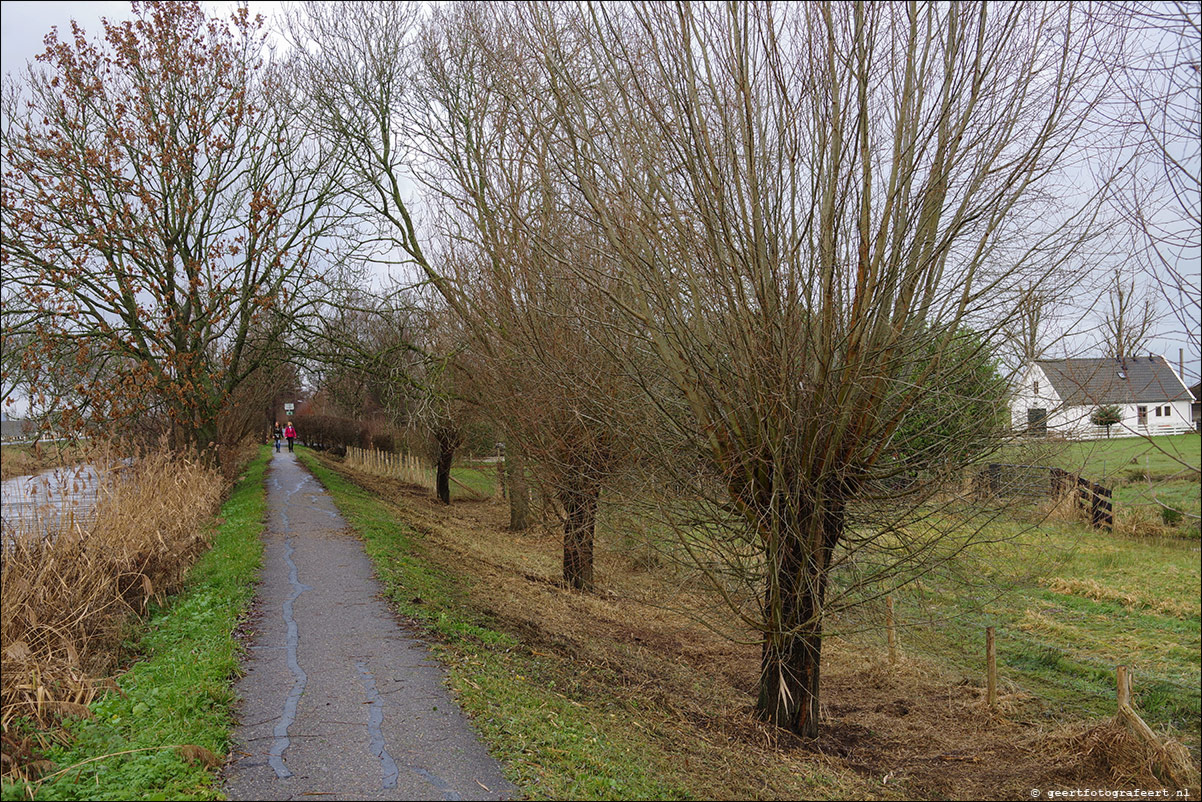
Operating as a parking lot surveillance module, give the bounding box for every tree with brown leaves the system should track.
[1,1,344,463]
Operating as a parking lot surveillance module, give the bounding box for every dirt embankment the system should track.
[0,443,84,481]
[336,461,1198,800]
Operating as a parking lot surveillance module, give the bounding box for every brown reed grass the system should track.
[1045,718,1200,790]
[1113,503,1177,538]
[1038,487,1089,525]
[1,448,223,762]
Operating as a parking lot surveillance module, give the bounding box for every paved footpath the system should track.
[224,450,515,801]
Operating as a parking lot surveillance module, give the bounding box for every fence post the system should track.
[886,595,898,664]
[986,626,997,710]
[1115,664,1191,787]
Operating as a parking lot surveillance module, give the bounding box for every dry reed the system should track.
[1046,718,1200,790]
[1113,504,1176,538]
[1,448,223,765]
[1038,488,1089,525]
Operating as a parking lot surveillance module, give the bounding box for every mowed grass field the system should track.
[1002,432,1201,538]
[887,516,1201,749]
[456,450,1200,754]
[885,432,1200,752]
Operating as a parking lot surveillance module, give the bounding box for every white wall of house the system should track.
[1010,364,1060,432]
[1045,400,1193,438]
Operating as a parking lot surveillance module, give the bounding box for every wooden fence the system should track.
[978,463,1113,529]
[344,446,436,493]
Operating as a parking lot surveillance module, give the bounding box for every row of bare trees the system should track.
[281,0,1134,737]
[3,0,1195,738]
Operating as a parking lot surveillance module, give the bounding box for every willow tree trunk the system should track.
[434,430,458,505]
[507,445,529,531]
[560,484,599,591]
[756,497,845,738]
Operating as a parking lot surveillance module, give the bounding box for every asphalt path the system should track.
[224,450,515,801]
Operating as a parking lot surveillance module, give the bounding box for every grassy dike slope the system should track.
[2,449,269,801]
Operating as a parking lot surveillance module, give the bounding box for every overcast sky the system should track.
[1,1,283,78]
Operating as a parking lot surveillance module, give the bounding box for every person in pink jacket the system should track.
[284,422,297,452]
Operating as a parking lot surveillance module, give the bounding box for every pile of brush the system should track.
[1,448,223,774]
[1050,718,1199,791]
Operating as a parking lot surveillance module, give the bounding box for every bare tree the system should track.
[1104,1,1199,380]
[1100,266,1159,358]
[289,1,643,589]
[1,1,345,463]
[510,0,1115,737]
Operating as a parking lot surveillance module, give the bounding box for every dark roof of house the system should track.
[1035,356,1192,406]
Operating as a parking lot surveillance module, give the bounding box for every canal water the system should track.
[0,464,106,539]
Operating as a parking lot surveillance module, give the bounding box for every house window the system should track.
[1033,380,1039,396]
[1137,406,1148,426]
[1155,406,1163,417]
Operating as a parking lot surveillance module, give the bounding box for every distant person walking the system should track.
[284,422,297,453]
[272,422,283,453]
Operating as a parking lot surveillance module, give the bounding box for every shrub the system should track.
[1089,405,1123,437]
[1160,506,1183,526]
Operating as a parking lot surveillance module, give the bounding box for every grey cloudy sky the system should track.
[1,1,282,77]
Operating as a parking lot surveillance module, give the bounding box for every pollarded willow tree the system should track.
[289,0,645,589]
[0,1,345,462]
[511,0,1117,736]
[412,2,651,587]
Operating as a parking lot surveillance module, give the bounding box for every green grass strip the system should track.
[2,448,270,802]
[297,449,693,801]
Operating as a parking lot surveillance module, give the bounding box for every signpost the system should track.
[284,403,295,417]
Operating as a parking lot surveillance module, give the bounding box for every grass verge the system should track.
[1,448,269,801]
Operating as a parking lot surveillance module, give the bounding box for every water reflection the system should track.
[0,464,107,540]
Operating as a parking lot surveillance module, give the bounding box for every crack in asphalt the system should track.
[355,661,400,789]
[268,535,312,779]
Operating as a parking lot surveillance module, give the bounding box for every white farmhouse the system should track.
[1011,356,1195,438]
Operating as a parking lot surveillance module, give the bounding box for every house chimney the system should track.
[1180,348,1185,379]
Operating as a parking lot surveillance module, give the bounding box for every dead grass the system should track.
[1043,577,1200,620]
[322,455,1200,799]
[1038,489,1089,526]
[1,448,223,777]
[1046,719,1200,790]
[1113,504,1178,539]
